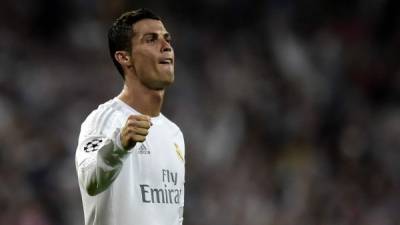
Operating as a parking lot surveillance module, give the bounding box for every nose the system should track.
[161,39,172,53]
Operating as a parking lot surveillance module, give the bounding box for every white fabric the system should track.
[75,98,185,225]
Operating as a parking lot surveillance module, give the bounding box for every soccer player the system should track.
[75,9,185,225]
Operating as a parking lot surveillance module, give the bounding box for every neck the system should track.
[118,81,165,117]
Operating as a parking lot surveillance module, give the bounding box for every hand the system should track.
[120,115,152,150]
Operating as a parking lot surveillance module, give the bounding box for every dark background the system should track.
[0,0,399,224]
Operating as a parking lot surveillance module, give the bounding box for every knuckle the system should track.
[122,130,129,137]
[132,126,139,132]
[128,120,137,126]
[136,135,146,142]
[128,115,137,119]
[125,127,134,133]
[122,133,130,140]
[127,116,139,123]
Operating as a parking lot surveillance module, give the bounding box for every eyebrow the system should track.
[142,32,171,39]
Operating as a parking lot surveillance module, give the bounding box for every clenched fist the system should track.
[120,115,152,150]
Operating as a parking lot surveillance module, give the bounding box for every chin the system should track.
[161,71,175,84]
[147,74,174,90]
[160,76,175,88]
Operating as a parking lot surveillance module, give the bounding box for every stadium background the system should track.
[0,0,399,224]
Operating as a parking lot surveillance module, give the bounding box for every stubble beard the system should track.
[142,71,174,91]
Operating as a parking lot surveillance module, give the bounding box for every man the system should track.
[75,9,185,225]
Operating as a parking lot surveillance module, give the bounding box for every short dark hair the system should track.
[108,8,161,79]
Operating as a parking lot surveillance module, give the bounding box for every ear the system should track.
[115,51,133,68]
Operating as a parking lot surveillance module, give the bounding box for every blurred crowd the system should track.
[0,0,399,224]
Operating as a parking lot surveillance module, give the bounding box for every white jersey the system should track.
[75,98,185,225]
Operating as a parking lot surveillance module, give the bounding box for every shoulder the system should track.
[161,115,186,154]
[161,114,184,138]
[80,99,125,138]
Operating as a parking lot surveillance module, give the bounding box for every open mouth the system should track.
[159,58,173,65]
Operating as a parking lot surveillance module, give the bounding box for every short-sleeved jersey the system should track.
[75,98,185,225]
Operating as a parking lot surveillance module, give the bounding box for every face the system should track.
[129,19,174,90]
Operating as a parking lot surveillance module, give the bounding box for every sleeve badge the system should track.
[83,138,105,153]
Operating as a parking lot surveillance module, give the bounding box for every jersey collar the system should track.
[114,97,164,126]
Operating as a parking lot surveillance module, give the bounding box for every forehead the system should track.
[132,19,168,35]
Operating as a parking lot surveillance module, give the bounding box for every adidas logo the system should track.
[137,143,150,155]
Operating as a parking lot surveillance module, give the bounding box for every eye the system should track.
[164,34,172,44]
[146,36,157,43]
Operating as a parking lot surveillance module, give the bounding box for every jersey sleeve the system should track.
[178,129,185,225]
[75,111,129,196]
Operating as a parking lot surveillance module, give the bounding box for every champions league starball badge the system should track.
[83,138,105,152]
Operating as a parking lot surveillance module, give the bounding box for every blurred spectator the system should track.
[0,0,399,224]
